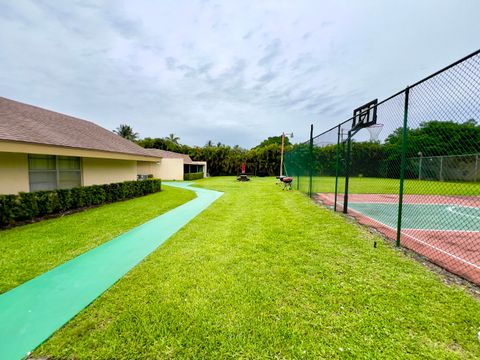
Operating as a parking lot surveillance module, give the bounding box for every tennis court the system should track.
[315,193,480,284]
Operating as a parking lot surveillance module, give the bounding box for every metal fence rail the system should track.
[408,153,480,182]
[284,49,480,285]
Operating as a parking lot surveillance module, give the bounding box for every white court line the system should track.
[447,206,480,220]
[344,207,480,271]
[346,202,480,231]
[349,201,480,207]
[325,193,480,208]
[333,199,480,212]
[445,204,480,209]
[399,232,480,270]
[402,228,480,233]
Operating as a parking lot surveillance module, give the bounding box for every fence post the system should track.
[334,125,341,211]
[309,124,314,198]
[418,153,422,180]
[475,154,479,182]
[343,130,352,214]
[439,156,444,181]
[396,87,410,247]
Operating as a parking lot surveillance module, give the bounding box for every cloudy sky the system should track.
[1,0,479,147]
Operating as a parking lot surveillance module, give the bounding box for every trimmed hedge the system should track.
[0,179,161,227]
[184,172,204,181]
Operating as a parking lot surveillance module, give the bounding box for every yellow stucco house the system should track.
[139,149,207,180]
[0,97,206,195]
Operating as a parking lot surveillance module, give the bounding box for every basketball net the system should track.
[367,123,384,141]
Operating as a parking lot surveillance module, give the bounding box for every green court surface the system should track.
[349,202,480,231]
[0,182,222,360]
[297,176,480,196]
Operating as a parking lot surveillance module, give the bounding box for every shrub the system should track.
[0,179,161,227]
[184,172,204,181]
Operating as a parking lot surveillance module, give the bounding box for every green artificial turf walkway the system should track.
[0,185,196,293]
[0,183,222,360]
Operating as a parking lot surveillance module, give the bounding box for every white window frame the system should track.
[28,155,83,191]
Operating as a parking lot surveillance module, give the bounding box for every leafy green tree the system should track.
[384,119,480,177]
[385,120,480,157]
[137,134,291,176]
[113,124,139,141]
[165,133,180,144]
[254,136,291,149]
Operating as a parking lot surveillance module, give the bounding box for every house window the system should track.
[29,155,81,191]
[184,164,204,174]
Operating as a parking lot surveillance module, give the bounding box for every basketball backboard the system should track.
[352,99,378,131]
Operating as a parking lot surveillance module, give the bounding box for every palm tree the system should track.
[205,140,214,147]
[165,133,180,144]
[113,124,139,141]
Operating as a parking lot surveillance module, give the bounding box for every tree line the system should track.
[112,124,291,176]
[286,120,480,179]
[137,135,291,176]
[113,120,479,179]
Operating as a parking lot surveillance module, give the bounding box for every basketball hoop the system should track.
[367,123,384,141]
[352,99,378,131]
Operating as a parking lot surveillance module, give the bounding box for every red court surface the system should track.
[315,193,480,285]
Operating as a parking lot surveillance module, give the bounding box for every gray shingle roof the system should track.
[0,97,159,159]
[145,148,194,164]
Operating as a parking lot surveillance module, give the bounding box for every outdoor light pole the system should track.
[280,131,294,177]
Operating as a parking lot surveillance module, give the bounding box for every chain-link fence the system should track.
[406,153,480,182]
[284,50,480,285]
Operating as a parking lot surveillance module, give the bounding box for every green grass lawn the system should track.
[0,185,196,293]
[32,177,480,359]
[295,176,480,196]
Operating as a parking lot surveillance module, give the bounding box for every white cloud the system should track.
[0,0,479,147]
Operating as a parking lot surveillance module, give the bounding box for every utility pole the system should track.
[280,132,285,177]
[280,131,293,177]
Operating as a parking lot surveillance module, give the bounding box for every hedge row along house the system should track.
[0,97,207,194]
